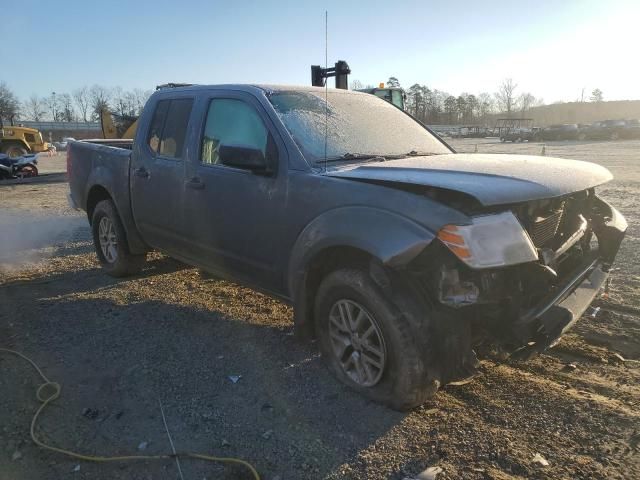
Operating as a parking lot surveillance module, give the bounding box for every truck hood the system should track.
[325,153,613,206]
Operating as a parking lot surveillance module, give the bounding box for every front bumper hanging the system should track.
[512,198,627,358]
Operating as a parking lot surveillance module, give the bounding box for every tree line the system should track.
[355,77,604,125]
[0,82,152,123]
[1,79,606,125]
[399,77,543,125]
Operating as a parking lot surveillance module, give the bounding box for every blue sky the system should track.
[3,0,638,103]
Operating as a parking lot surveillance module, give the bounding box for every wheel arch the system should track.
[84,180,149,254]
[86,184,113,224]
[287,206,435,338]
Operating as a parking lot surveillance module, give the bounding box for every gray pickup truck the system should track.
[68,84,626,410]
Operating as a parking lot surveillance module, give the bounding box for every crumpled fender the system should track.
[287,206,435,299]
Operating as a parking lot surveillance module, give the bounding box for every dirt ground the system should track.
[1,140,639,480]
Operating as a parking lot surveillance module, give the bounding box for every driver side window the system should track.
[201,99,268,165]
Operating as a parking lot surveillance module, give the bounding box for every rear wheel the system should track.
[314,267,440,410]
[2,144,28,158]
[91,199,146,277]
[18,164,38,177]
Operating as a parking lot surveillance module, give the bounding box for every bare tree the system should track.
[23,95,47,121]
[495,78,518,115]
[59,93,75,122]
[590,88,603,102]
[132,89,152,115]
[476,92,494,121]
[73,86,91,122]
[518,92,536,114]
[0,82,20,120]
[45,93,60,121]
[89,85,111,120]
[350,79,364,90]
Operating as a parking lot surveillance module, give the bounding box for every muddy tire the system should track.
[314,267,440,410]
[2,144,28,158]
[91,199,146,277]
[18,164,38,177]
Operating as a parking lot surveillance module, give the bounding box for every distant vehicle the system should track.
[494,118,534,140]
[501,128,537,142]
[53,137,76,151]
[68,83,625,410]
[579,120,630,141]
[356,86,406,110]
[0,153,38,179]
[452,126,490,139]
[536,124,579,141]
[0,116,50,158]
[623,119,640,139]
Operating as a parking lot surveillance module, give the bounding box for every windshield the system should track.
[268,90,449,163]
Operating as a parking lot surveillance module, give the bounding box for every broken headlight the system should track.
[438,211,538,269]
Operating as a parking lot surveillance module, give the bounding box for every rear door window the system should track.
[147,100,170,152]
[146,98,194,159]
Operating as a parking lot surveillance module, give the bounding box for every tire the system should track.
[314,267,440,410]
[2,144,28,158]
[91,199,146,277]
[18,165,38,177]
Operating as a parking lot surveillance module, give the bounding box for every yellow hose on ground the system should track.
[0,348,260,480]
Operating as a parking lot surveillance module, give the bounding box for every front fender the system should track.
[287,206,435,298]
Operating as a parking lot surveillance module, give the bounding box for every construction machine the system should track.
[100,108,139,139]
[0,116,50,158]
[310,61,406,110]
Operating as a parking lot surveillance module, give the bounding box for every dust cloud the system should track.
[0,210,88,271]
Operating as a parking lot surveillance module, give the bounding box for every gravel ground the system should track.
[1,143,639,480]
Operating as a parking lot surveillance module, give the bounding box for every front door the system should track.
[130,97,194,254]
[183,92,287,292]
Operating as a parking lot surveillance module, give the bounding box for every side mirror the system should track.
[219,144,269,173]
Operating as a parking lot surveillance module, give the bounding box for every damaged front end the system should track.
[409,190,626,384]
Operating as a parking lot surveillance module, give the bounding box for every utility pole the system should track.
[52,91,57,121]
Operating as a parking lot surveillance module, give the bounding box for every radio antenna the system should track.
[324,10,328,172]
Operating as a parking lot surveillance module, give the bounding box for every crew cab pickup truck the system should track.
[68,84,626,410]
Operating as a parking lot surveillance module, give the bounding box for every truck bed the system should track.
[67,140,134,232]
[79,138,134,150]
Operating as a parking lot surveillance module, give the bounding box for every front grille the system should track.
[529,208,564,247]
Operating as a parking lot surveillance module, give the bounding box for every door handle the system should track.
[186,177,205,190]
[134,167,150,179]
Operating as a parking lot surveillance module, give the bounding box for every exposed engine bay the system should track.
[408,189,626,384]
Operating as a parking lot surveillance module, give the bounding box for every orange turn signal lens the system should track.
[438,225,472,260]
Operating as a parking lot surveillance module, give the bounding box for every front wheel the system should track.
[91,199,146,277]
[314,268,440,410]
[2,144,28,158]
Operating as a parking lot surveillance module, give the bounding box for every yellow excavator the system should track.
[100,108,138,139]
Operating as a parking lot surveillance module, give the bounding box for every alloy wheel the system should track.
[98,216,118,263]
[328,299,387,387]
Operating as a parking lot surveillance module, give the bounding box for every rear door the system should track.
[182,91,288,292]
[130,97,194,254]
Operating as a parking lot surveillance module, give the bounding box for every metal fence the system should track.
[19,121,101,131]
